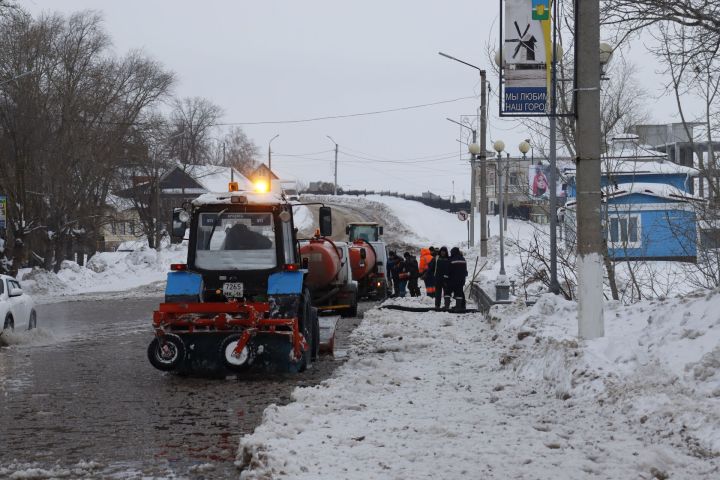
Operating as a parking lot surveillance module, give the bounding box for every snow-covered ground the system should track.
[17,244,186,302]
[237,194,720,479]
[238,294,720,479]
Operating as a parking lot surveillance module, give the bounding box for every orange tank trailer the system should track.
[299,239,342,288]
[348,240,377,281]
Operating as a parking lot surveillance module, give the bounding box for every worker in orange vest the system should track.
[420,246,436,297]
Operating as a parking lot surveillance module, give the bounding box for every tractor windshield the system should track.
[348,225,378,242]
[195,212,277,270]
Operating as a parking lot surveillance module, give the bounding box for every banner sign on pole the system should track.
[0,195,6,230]
[500,0,553,116]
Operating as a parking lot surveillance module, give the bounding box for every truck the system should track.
[345,222,389,300]
[147,182,334,374]
[300,237,359,317]
[280,180,300,201]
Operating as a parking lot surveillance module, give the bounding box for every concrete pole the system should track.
[333,143,339,196]
[479,71,488,257]
[470,129,477,247]
[575,0,604,339]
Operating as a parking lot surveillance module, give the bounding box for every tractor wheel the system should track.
[3,314,14,331]
[147,334,185,371]
[297,290,314,372]
[219,334,253,372]
[27,310,37,330]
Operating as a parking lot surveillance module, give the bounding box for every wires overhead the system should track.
[214,95,478,126]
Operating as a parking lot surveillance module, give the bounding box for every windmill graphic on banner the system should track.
[502,0,552,114]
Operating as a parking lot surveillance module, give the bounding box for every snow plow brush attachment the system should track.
[148,300,311,374]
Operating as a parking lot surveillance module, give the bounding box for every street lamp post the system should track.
[0,70,34,87]
[438,52,488,255]
[493,140,510,301]
[268,134,280,172]
[447,117,478,247]
[326,135,339,195]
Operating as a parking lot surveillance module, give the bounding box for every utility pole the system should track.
[575,0,604,339]
[479,70,488,257]
[327,135,339,195]
[268,134,280,171]
[333,142,338,196]
[448,117,477,246]
[438,52,488,253]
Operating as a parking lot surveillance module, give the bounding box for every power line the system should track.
[213,95,478,126]
[339,150,459,164]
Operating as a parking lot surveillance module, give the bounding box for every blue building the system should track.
[563,135,702,262]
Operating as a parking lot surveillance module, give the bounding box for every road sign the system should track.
[0,195,5,230]
[504,69,547,113]
[457,210,468,222]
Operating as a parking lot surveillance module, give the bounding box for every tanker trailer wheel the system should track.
[147,334,186,371]
[219,334,253,372]
[342,283,358,318]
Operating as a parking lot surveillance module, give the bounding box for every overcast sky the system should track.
[23,0,688,198]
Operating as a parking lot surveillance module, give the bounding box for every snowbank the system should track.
[237,295,718,479]
[497,292,720,457]
[17,245,186,300]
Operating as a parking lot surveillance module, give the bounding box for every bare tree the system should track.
[168,97,222,166]
[210,126,259,175]
[0,8,173,271]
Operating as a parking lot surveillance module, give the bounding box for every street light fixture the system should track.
[439,51,488,256]
[268,134,280,171]
[326,135,339,196]
[0,70,34,87]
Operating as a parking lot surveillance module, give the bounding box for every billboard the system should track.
[528,162,564,199]
[501,0,553,115]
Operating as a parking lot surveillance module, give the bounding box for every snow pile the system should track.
[497,291,720,457]
[292,204,315,234]
[17,244,187,299]
[238,296,717,479]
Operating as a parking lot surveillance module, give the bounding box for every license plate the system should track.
[223,282,244,297]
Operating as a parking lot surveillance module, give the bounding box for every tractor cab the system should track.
[346,222,383,242]
[171,191,331,302]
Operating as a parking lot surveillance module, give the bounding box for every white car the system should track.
[1,274,37,331]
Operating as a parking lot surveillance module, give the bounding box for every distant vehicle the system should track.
[346,223,388,299]
[281,180,300,201]
[0,275,37,331]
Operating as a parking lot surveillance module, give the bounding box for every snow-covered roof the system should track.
[606,135,667,160]
[182,164,253,192]
[192,190,285,206]
[604,182,704,202]
[564,159,698,177]
[565,182,704,207]
[106,193,135,212]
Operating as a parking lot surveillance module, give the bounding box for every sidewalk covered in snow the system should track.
[237,293,719,479]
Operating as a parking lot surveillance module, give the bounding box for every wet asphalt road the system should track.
[0,296,367,479]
